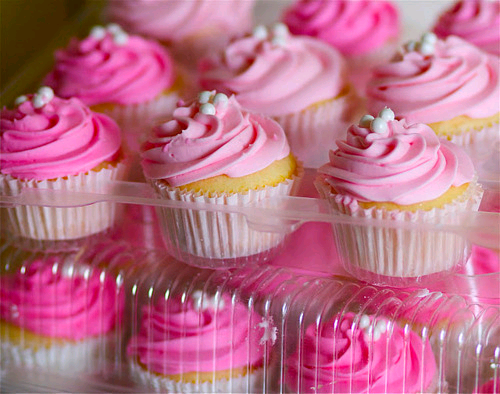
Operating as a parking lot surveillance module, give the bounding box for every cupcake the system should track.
[106,0,255,70]
[366,34,500,150]
[44,23,182,148]
[0,256,123,371]
[199,23,359,168]
[0,88,126,240]
[141,91,301,266]
[282,0,400,96]
[315,108,483,283]
[285,312,440,393]
[433,0,500,57]
[126,291,276,393]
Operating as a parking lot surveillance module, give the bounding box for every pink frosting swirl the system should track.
[285,312,437,393]
[199,30,346,116]
[434,0,500,56]
[1,96,121,181]
[126,293,272,375]
[141,94,291,186]
[106,0,255,42]
[0,259,122,340]
[282,0,400,57]
[366,36,500,124]
[45,30,174,106]
[318,117,474,205]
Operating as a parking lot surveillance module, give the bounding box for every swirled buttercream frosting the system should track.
[199,25,346,116]
[366,36,499,124]
[282,0,400,57]
[1,94,121,181]
[106,0,255,43]
[285,312,437,393]
[318,114,474,205]
[126,292,274,375]
[45,26,174,106]
[141,92,290,186]
[0,259,122,340]
[434,0,500,56]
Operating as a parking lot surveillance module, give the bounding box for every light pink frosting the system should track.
[141,94,291,186]
[199,32,346,116]
[0,259,122,340]
[45,31,174,106]
[1,96,121,181]
[434,0,500,56]
[285,312,436,393]
[366,36,500,124]
[282,0,400,57]
[106,0,255,43]
[318,118,475,205]
[126,293,272,375]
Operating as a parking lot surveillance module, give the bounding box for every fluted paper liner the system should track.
[316,179,484,279]
[448,122,499,149]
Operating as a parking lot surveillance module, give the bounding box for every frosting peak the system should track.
[141,93,290,185]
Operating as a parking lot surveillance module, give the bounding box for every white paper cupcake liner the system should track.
[0,162,126,241]
[129,360,265,393]
[316,179,483,280]
[448,121,500,151]
[152,166,302,266]
[274,87,360,168]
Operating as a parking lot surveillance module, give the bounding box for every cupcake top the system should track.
[141,91,291,186]
[106,0,255,43]
[366,34,500,124]
[0,258,122,340]
[0,88,121,181]
[285,312,437,393]
[44,24,175,106]
[317,108,475,205]
[433,0,500,57]
[126,291,276,375]
[282,0,400,57]
[199,23,346,117]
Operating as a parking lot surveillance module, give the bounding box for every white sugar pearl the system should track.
[113,31,129,46]
[378,107,395,122]
[422,32,437,45]
[213,93,228,107]
[376,320,387,333]
[373,328,382,341]
[200,103,216,115]
[37,86,54,102]
[14,95,28,106]
[359,315,370,329]
[107,23,122,34]
[370,117,388,133]
[90,25,106,40]
[272,22,289,37]
[32,94,46,109]
[271,35,287,47]
[359,114,375,128]
[405,40,417,52]
[253,25,268,40]
[198,91,212,104]
[419,41,435,56]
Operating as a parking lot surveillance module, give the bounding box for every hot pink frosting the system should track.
[199,30,346,116]
[318,117,475,205]
[282,0,400,57]
[141,94,291,186]
[106,0,255,43]
[126,293,273,375]
[45,30,174,106]
[0,259,122,340]
[366,36,500,124]
[285,312,436,393]
[0,96,121,181]
[434,0,500,56]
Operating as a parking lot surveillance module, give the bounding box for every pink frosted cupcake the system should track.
[106,0,255,70]
[434,0,500,57]
[199,23,358,168]
[282,0,400,96]
[0,257,123,371]
[366,34,500,149]
[285,312,440,393]
[127,291,276,393]
[0,88,126,240]
[315,109,483,283]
